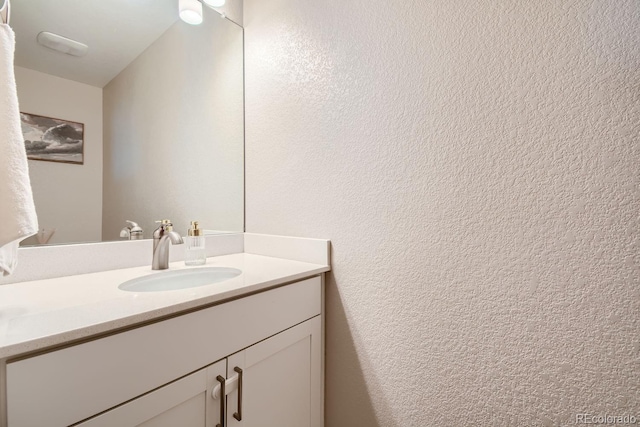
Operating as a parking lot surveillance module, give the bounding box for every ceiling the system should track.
[12,0,179,88]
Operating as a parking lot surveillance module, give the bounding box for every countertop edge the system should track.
[0,263,330,361]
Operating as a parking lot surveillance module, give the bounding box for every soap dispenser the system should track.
[185,221,206,266]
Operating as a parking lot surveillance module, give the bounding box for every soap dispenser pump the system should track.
[185,221,206,266]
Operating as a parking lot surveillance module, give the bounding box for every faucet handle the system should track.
[155,219,173,232]
[126,220,143,232]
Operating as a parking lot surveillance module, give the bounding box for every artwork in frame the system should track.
[20,112,84,165]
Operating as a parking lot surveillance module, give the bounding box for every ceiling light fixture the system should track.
[203,0,226,7]
[179,0,203,25]
[36,32,88,57]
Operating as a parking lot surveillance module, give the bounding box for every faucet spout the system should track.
[152,220,184,270]
[165,231,184,245]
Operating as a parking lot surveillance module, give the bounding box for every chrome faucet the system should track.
[152,219,184,270]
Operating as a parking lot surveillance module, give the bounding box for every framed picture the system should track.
[20,112,84,165]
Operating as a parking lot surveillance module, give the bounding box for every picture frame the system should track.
[20,112,84,165]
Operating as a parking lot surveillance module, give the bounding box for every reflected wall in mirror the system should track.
[12,0,244,246]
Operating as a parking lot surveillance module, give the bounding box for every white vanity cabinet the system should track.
[5,276,323,427]
[75,317,322,427]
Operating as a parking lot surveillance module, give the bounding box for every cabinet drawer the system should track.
[7,276,321,427]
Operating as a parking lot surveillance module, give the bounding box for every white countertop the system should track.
[0,253,329,360]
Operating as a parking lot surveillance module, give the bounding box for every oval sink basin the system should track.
[118,267,242,292]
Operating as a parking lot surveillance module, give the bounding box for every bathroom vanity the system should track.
[0,234,329,427]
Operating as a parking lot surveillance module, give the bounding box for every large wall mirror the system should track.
[12,0,244,246]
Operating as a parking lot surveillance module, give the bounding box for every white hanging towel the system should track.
[0,24,38,276]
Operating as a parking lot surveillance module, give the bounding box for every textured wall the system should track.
[244,1,640,426]
[15,67,103,245]
[103,7,244,240]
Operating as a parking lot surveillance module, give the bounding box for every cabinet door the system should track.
[77,360,226,427]
[225,316,322,427]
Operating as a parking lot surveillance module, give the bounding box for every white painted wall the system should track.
[103,7,244,241]
[14,67,103,246]
[244,1,640,426]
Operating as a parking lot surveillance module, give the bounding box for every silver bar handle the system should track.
[216,375,226,427]
[232,367,243,421]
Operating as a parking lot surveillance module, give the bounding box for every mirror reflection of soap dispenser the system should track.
[185,221,206,266]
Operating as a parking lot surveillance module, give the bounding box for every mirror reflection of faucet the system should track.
[120,220,144,240]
